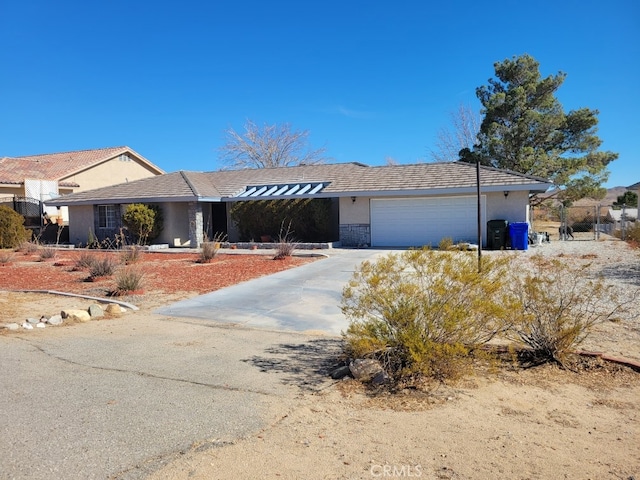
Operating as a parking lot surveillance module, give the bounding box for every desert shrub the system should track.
[19,241,39,254]
[438,237,454,250]
[88,256,117,278]
[0,250,14,264]
[122,204,163,245]
[199,232,227,263]
[0,206,31,249]
[120,245,144,264]
[273,221,297,260]
[114,266,144,294]
[624,223,640,246]
[75,251,96,269]
[38,246,57,260]
[341,249,514,383]
[505,255,633,365]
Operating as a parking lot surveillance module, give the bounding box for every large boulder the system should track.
[349,358,383,381]
[46,315,63,326]
[61,309,91,323]
[105,304,124,316]
[88,304,104,318]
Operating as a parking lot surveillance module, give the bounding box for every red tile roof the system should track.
[0,146,164,185]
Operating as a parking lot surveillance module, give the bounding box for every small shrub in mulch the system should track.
[87,256,117,280]
[273,221,297,260]
[18,241,39,255]
[0,251,15,265]
[120,246,144,265]
[38,247,57,261]
[74,251,96,271]
[199,242,219,263]
[112,266,145,295]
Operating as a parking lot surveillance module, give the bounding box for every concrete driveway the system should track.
[0,315,345,480]
[155,249,387,335]
[0,248,387,479]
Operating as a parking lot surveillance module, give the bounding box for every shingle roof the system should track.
[47,161,552,206]
[0,146,164,185]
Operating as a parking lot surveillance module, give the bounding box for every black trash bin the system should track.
[487,219,509,250]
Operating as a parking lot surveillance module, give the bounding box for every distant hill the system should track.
[573,186,630,207]
[539,186,631,206]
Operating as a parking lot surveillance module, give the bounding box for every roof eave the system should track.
[224,183,552,201]
[47,195,200,206]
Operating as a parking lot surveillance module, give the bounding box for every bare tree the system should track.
[219,120,329,169]
[430,103,481,162]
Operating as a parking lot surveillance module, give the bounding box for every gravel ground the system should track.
[485,236,640,361]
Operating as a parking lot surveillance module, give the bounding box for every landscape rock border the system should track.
[2,291,133,332]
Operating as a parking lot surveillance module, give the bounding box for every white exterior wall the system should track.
[485,190,530,224]
[338,191,531,247]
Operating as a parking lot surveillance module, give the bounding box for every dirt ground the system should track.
[2,241,639,479]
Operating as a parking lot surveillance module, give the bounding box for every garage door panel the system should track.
[370,196,484,247]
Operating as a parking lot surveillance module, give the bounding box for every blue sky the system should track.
[1,0,638,188]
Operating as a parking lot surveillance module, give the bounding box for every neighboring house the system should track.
[606,207,638,230]
[0,146,164,224]
[47,161,551,248]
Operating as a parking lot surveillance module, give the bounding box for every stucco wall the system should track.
[339,196,370,224]
[0,185,23,197]
[485,190,530,224]
[158,202,191,247]
[338,196,371,246]
[68,205,95,246]
[62,156,160,192]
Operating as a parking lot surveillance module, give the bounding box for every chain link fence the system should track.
[530,204,629,241]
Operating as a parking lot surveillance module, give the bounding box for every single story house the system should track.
[606,207,638,229]
[47,161,551,248]
[0,146,164,224]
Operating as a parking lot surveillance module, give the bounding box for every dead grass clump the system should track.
[273,221,297,260]
[0,251,15,265]
[75,251,96,270]
[88,256,117,279]
[113,266,144,295]
[38,246,57,261]
[120,246,144,265]
[199,233,226,263]
[19,241,39,255]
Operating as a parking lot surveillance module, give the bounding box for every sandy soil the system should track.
[149,238,640,480]
[2,240,639,479]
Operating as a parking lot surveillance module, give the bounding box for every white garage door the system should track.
[370,196,484,247]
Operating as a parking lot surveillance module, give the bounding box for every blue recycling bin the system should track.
[509,222,529,250]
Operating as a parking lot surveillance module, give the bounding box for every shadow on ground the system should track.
[244,338,344,390]
[600,262,640,286]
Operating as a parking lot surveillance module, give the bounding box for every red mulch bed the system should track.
[0,250,316,296]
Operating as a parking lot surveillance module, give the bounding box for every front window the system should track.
[98,205,117,228]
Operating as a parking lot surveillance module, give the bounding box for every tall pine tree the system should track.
[461,54,617,203]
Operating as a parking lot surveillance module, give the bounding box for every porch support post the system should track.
[188,202,204,248]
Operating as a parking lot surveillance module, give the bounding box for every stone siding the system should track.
[339,223,370,247]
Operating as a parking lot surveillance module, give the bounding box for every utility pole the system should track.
[476,159,482,273]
